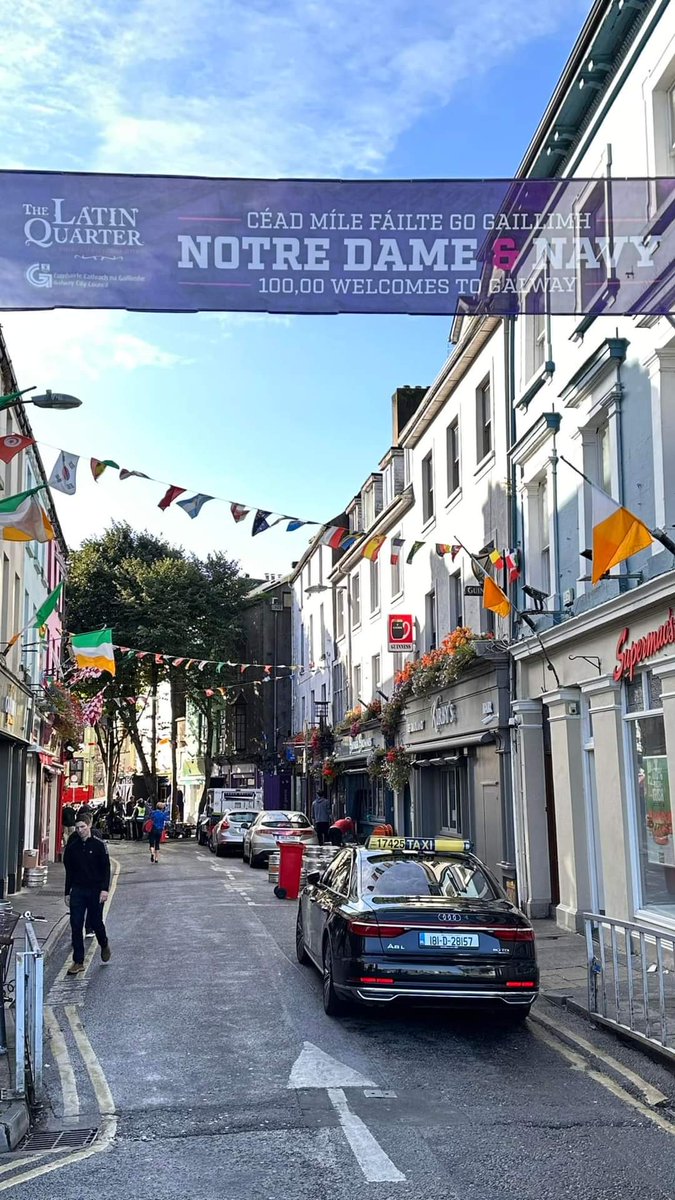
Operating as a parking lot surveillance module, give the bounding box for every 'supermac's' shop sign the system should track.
[613,610,675,683]
[1,172,674,317]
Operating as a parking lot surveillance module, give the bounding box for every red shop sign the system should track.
[613,608,675,682]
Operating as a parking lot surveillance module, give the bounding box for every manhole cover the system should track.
[19,1127,98,1152]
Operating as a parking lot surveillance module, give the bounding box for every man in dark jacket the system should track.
[63,811,112,975]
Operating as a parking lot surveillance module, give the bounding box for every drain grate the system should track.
[19,1127,99,1152]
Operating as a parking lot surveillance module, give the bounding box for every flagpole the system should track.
[559,455,675,558]
[453,536,561,688]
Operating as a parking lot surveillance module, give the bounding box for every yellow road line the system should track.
[531,1023,675,1137]
[43,1006,79,1118]
[532,1010,669,1108]
[63,1006,116,1116]
[0,1117,118,1193]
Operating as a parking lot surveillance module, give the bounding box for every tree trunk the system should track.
[170,671,179,816]
[118,705,153,796]
[199,705,215,817]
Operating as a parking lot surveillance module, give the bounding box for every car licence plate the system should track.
[418,932,480,949]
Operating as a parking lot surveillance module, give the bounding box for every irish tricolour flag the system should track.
[0,486,54,542]
[71,629,116,676]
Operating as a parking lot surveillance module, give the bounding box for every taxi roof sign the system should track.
[365,836,473,854]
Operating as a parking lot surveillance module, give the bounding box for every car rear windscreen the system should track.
[360,856,498,900]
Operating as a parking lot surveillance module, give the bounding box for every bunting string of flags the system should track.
[112,644,299,672]
[5,409,661,590]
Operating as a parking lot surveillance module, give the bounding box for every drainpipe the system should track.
[503,316,519,882]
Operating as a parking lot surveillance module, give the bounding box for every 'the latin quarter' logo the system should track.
[26,263,52,288]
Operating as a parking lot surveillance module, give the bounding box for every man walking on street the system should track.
[311,791,331,846]
[63,811,111,976]
[148,798,170,863]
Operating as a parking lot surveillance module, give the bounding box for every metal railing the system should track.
[584,912,675,1062]
[14,918,44,1099]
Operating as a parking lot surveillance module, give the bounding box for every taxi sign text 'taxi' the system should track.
[366,836,473,854]
[388,614,415,653]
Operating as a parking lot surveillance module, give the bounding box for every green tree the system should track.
[67,524,249,806]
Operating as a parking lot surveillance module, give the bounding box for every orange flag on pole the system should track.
[483,575,511,618]
[591,486,652,584]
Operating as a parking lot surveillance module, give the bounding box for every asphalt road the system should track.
[2,840,675,1199]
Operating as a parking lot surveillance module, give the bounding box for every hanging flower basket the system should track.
[384,746,412,792]
[366,747,387,780]
[322,754,344,784]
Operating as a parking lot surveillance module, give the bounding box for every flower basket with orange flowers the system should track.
[384,746,412,791]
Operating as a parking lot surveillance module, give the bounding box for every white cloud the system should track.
[0,1,586,178]
[0,311,188,382]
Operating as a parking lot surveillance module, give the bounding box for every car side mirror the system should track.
[306,870,322,886]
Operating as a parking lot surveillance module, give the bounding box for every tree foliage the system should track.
[66,522,251,801]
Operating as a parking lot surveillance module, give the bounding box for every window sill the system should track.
[391,589,404,604]
[369,608,381,621]
[420,515,436,536]
[473,451,495,481]
[445,486,463,511]
[514,363,554,411]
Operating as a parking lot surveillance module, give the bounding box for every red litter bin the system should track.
[275,839,305,900]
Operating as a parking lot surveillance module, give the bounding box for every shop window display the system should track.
[625,669,675,917]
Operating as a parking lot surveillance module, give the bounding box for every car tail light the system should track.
[220,821,230,831]
[491,928,534,942]
[348,921,405,938]
[358,976,394,985]
[506,981,536,988]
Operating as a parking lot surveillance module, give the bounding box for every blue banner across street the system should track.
[1,172,673,316]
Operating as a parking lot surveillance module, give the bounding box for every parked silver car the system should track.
[243,810,317,868]
[209,809,259,857]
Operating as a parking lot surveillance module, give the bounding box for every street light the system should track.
[0,386,82,411]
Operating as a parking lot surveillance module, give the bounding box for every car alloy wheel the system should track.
[322,942,344,1016]
[296,911,311,965]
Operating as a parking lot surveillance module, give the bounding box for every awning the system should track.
[405,731,496,756]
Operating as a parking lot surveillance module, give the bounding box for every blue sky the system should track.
[0,0,589,580]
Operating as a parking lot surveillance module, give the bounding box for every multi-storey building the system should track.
[289,1,675,936]
[0,328,68,887]
[508,0,675,935]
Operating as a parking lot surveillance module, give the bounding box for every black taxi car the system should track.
[295,836,538,1021]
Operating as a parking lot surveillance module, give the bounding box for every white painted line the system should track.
[44,1005,79,1117]
[328,1088,405,1183]
[532,1011,668,1107]
[288,1042,376,1090]
[531,1025,675,1137]
[0,1116,118,1193]
[64,1006,116,1116]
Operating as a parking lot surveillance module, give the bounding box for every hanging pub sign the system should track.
[388,614,415,654]
[1,172,673,316]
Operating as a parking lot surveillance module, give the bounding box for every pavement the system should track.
[0,842,671,1197]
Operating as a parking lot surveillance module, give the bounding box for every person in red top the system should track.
[328,816,355,847]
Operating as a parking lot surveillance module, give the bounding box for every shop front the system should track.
[334,727,394,840]
[400,652,515,892]
[513,570,675,935]
[0,667,33,895]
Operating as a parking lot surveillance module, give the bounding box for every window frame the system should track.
[425,588,437,652]
[351,570,361,627]
[369,556,380,614]
[476,376,492,463]
[446,416,460,497]
[422,450,434,523]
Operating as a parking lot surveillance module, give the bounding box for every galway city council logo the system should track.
[25,263,52,288]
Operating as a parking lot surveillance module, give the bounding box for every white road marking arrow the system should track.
[288,1042,405,1183]
[288,1041,376,1090]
